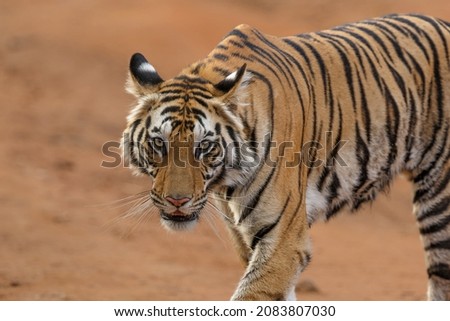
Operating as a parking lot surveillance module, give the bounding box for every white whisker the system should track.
[101,191,155,234]
[203,203,228,245]
[205,199,232,222]
[89,191,151,210]
[207,193,260,212]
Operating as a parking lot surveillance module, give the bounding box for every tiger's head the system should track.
[122,53,253,231]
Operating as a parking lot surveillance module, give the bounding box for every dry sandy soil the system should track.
[1,0,449,301]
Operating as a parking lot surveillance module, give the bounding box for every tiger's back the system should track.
[123,14,450,299]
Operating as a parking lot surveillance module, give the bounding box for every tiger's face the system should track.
[122,53,249,230]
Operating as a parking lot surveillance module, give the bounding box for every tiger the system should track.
[121,14,450,300]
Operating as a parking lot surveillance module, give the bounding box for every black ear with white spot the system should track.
[129,53,163,87]
[214,64,247,95]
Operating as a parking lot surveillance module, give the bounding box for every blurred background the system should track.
[1,0,449,300]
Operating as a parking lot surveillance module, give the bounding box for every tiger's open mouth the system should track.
[160,211,199,222]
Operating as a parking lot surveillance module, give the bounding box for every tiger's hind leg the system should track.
[411,160,450,300]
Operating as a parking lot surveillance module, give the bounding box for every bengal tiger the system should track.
[121,14,450,300]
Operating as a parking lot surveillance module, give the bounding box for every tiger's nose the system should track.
[165,196,192,207]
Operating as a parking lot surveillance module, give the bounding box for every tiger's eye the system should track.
[200,140,213,151]
[151,137,164,148]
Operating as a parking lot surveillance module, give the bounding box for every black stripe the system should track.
[382,18,431,63]
[317,103,343,190]
[203,130,214,139]
[326,172,341,204]
[363,20,412,72]
[318,32,366,119]
[129,119,142,138]
[213,53,229,61]
[160,95,181,104]
[206,164,226,189]
[317,32,357,90]
[409,14,449,62]
[395,16,445,132]
[387,16,432,62]
[251,219,280,250]
[244,37,292,88]
[194,97,208,108]
[191,107,207,119]
[151,126,161,133]
[284,197,305,231]
[379,17,408,36]
[250,196,288,250]
[430,171,450,199]
[159,89,184,95]
[193,114,205,129]
[414,171,450,203]
[419,214,450,235]
[403,89,417,165]
[191,90,213,100]
[301,41,329,105]
[352,125,370,196]
[357,26,393,60]
[239,167,276,223]
[240,71,274,194]
[388,64,407,97]
[280,39,317,129]
[160,106,181,115]
[381,85,400,175]
[358,44,384,91]
[228,39,244,48]
[427,263,450,280]
[299,42,323,175]
[225,186,235,200]
[136,127,145,144]
[418,46,445,165]
[226,28,249,40]
[404,51,427,106]
[226,125,241,168]
[321,32,367,74]
[161,82,211,93]
[214,123,221,135]
[425,238,450,251]
[414,125,449,183]
[161,116,176,125]
[356,70,371,142]
[437,18,450,29]
[213,66,232,77]
[254,30,296,71]
[296,41,326,169]
[282,38,312,67]
[129,142,144,168]
[252,32,307,117]
[173,75,209,84]
[144,116,152,130]
[249,118,258,153]
[191,62,204,75]
[417,196,450,222]
[340,28,381,64]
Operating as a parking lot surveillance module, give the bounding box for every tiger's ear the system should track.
[126,53,163,97]
[213,64,248,98]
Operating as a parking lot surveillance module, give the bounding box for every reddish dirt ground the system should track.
[1,0,449,301]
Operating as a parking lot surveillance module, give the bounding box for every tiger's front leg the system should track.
[230,202,312,301]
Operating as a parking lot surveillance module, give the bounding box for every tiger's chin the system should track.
[160,210,200,231]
